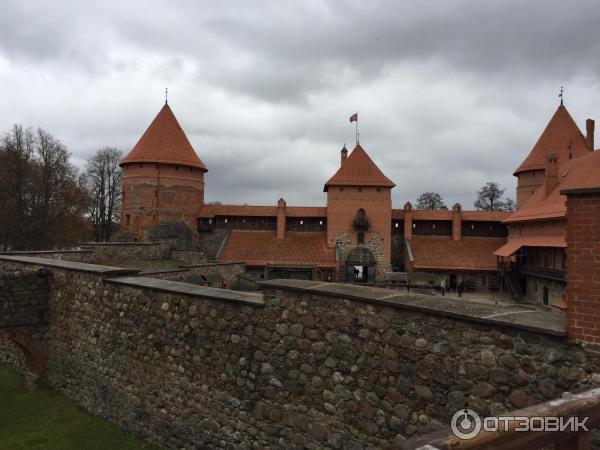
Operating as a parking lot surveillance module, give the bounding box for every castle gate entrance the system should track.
[345,246,376,283]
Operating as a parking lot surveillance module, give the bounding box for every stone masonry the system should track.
[2,256,600,450]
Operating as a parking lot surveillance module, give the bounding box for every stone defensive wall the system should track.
[81,242,172,261]
[0,268,50,378]
[1,255,600,449]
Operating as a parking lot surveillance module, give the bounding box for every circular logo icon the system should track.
[451,409,482,440]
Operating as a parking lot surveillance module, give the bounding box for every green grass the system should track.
[0,364,162,450]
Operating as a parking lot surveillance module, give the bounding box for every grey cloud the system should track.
[1,0,599,209]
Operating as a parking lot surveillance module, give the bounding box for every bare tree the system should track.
[474,182,511,211]
[0,125,35,247]
[0,125,88,250]
[503,198,516,212]
[85,147,122,241]
[415,192,447,210]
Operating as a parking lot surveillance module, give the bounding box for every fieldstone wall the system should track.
[171,250,209,265]
[0,250,94,262]
[364,232,391,280]
[82,242,172,262]
[140,262,246,289]
[0,269,50,377]
[186,262,246,289]
[2,256,600,450]
[0,269,49,327]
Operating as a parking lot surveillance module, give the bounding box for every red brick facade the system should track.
[121,164,205,236]
[564,192,600,344]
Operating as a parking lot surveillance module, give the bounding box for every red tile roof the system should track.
[514,105,591,175]
[218,231,336,268]
[409,236,505,271]
[324,144,395,191]
[505,149,600,223]
[121,103,207,171]
[493,236,566,257]
[199,204,326,218]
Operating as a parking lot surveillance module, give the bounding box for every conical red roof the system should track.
[514,104,591,175]
[121,103,207,171]
[324,144,395,192]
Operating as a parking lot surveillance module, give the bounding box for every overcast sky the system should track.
[1,1,600,208]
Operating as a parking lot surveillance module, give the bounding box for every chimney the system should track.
[403,201,413,240]
[341,145,348,166]
[276,198,286,239]
[544,154,559,198]
[452,203,462,241]
[586,119,595,150]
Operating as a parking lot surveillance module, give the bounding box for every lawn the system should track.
[0,363,162,450]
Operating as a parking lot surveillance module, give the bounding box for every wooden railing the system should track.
[516,264,565,281]
[401,388,600,449]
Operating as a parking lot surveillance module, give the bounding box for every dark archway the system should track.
[346,246,376,283]
[543,286,549,305]
[0,329,46,377]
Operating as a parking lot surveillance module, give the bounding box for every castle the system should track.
[120,99,600,311]
[120,101,510,288]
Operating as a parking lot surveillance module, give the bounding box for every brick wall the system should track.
[565,193,600,343]
[121,164,205,236]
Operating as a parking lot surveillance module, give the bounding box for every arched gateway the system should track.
[346,246,376,283]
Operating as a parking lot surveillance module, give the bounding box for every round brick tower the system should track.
[120,102,207,239]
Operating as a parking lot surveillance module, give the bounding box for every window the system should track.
[358,187,362,192]
[155,190,158,198]
[376,188,381,192]
[357,232,365,244]
[125,215,131,226]
[139,164,143,168]
[340,187,344,191]
[122,191,126,200]
[175,166,179,170]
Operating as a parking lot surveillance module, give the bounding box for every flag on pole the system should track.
[349,113,358,123]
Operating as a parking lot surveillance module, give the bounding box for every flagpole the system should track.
[355,111,358,146]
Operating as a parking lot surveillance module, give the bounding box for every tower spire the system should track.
[559,86,563,106]
[165,87,168,105]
